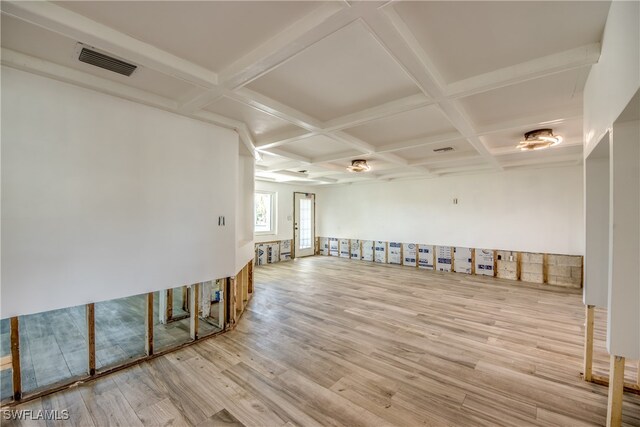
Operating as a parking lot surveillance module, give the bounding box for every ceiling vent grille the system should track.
[78,47,137,76]
[433,147,454,153]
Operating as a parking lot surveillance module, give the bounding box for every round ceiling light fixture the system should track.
[347,159,371,173]
[517,128,563,151]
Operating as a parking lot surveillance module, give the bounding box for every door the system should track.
[294,192,315,258]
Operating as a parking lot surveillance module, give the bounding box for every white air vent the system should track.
[78,47,137,76]
[433,147,454,153]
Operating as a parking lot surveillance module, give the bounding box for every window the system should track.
[255,191,276,234]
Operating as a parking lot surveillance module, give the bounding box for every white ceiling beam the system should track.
[366,6,502,171]
[260,147,311,164]
[445,43,601,99]
[375,131,462,153]
[1,1,218,89]
[257,160,304,173]
[229,88,324,131]
[499,154,582,168]
[432,164,496,176]
[475,109,583,136]
[219,2,354,89]
[254,129,316,150]
[408,152,482,167]
[311,150,366,165]
[322,93,434,132]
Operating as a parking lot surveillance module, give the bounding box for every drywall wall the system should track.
[607,116,639,359]
[236,152,255,273]
[582,1,639,359]
[584,134,609,307]
[254,180,316,243]
[583,0,639,156]
[1,67,239,317]
[316,166,584,255]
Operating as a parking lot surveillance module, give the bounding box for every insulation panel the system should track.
[388,242,402,265]
[402,243,417,266]
[339,239,350,258]
[350,239,361,259]
[436,246,452,272]
[418,244,434,269]
[475,249,494,276]
[374,241,387,263]
[320,237,328,256]
[362,240,374,261]
[454,247,472,274]
[329,238,339,256]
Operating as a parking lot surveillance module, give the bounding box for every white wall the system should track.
[1,67,239,317]
[254,180,316,243]
[583,0,639,156]
[235,152,255,272]
[582,0,639,359]
[316,166,584,255]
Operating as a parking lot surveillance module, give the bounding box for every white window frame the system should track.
[254,191,277,236]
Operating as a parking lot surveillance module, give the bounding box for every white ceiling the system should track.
[0,1,611,185]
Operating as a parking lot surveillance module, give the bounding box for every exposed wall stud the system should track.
[86,303,96,376]
[189,283,200,340]
[543,253,549,283]
[10,317,22,401]
[606,355,625,427]
[145,292,154,356]
[584,304,594,381]
[166,288,173,321]
[516,252,522,281]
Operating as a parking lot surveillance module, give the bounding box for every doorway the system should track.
[293,192,315,258]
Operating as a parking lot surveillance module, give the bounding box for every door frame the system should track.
[292,192,316,259]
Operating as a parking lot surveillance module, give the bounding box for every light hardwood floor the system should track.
[3,256,640,426]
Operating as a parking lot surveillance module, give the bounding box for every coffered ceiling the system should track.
[1,1,611,185]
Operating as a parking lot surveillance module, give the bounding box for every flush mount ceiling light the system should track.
[347,159,371,173]
[517,128,563,151]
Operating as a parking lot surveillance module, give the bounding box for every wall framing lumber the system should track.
[145,292,154,356]
[248,262,254,294]
[10,317,21,401]
[606,355,625,427]
[584,305,595,381]
[166,288,173,321]
[189,283,200,341]
[86,303,96,376]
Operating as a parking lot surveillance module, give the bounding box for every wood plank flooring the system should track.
[3,256,640,426]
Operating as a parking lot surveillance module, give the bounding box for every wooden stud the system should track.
[189,283,200,340]
[182,286,189,312]
[86,303,96,376]
[166,288,173,321]
[543,253,549,283]
[606,355,625,427]
[493,250,498,277]
[451,247,455,272]
[385,242,389,264]
[516,252,522,281]
[10,317,21,401]
[584,305,595,381]
[471,248,476,275]
[230,277,238,324]
[433,248,436,270]
[637,359,640,387]
[248,262,254,294]
[243,264,249,303]
[145,292,154,356]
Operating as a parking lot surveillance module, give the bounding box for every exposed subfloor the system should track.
[3,256,640,426]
